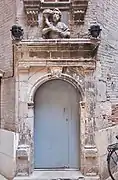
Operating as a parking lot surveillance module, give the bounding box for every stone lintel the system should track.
[17,61,96,70]
[15,38,100,69]
[19,38,100,46]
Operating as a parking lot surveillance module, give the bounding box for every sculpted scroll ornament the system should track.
[42,8,70,39]
[48,67,63,78]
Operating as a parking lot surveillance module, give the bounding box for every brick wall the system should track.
[0,0,16,131]
[82,1,118,178]
[80,0,118,129]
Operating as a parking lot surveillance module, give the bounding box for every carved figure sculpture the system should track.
[42,8,70,39]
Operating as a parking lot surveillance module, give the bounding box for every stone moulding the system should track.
[27,73,85,104]
[41,1,71,10]
[15,38,100,70]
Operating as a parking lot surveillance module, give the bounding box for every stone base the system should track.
[84,176,100,180]
[14,170,84,180]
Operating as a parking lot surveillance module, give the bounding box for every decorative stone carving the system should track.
[48,66,63,78]
[23,0,41,26]
[64,67,85,88]
[71,0,88,25]
[16,144,30,176]
[42,8,70,39]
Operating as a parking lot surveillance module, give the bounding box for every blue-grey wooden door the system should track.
[34,80,80,169]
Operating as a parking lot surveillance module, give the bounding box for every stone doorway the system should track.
[34,79,81,169]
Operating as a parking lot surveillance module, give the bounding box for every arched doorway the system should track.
[34,79,81,169]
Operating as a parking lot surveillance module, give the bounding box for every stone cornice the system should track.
[18,38,100,45]
[15,38,100,70]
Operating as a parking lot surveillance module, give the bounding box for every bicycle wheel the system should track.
[107,148,118,180]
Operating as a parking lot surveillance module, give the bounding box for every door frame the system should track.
[27,73,85,172]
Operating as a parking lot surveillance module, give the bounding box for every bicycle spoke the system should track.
[111,155,117,166]
[114,151,118,161]
[107,140,118,180]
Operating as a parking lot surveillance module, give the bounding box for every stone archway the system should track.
[27,73,85,172]
[28,73,84,104]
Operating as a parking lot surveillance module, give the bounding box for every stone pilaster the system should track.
[83,69,99,177]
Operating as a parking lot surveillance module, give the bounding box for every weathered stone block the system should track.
[16,145,30,176]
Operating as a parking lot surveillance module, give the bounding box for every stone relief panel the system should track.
[17,0,70,39]
[42,8,70,39]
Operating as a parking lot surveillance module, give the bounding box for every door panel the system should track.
[34,80,80,169]
[68,91,80,168]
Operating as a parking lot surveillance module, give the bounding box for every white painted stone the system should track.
[0,174,8,180]
[19,81,29,102]
[28,68,47,87]
[0,129,19,179]
[95,125,118,156]
[19,101,28,119]
[14,170,84,180]
[19,72,29,82]
[97,80,106,102]
[84,176,100,180]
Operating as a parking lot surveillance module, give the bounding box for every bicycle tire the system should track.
[107,148,118,180]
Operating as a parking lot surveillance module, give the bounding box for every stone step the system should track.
[84,176,100,180]
[14,170,85,180]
